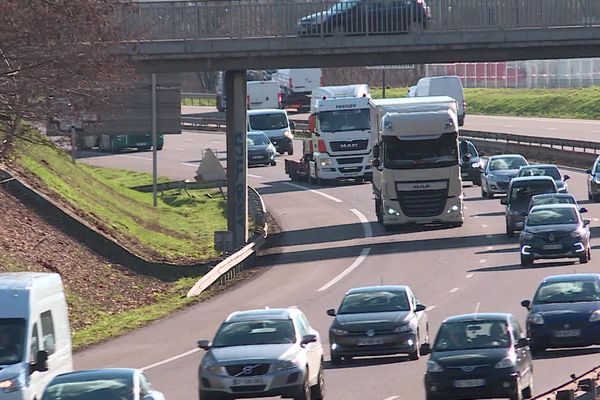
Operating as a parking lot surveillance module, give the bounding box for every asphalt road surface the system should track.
[76,128,600,400]
[183,105,600,142]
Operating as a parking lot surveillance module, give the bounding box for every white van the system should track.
[273,68,322,111]
[247,109,294,155]
[0,273,72,400]
[309,84,370,113]
[247,81,281,110]
[416,76,466,125]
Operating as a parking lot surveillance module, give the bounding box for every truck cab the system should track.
[370,97,463,228]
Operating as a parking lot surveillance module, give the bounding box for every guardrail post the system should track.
[556,389,575,400]
[225,70,249,249]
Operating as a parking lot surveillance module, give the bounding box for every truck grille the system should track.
[397,189,448,217]
[337,157,363,165]
[226,364,270,377]
[330,139,369,152]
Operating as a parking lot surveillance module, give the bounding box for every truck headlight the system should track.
[0,376,21,393]
[320,158,333,167]
[388,207,400,215]
[447,205,460,214]
[471,161,481,168]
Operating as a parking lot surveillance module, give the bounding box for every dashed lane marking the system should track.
[466,273,474,279]
[141,348,200,372]
[383,397,400,400]
[426,305,437,311]
[247,174,263,179]
[486,246,494,251]
[449,287,459,294]
[475,302,481,313]
[479,258,487,264]
[481,224,488,228]
[283,182,343,203]
[117,155,152,161]
[317,248,371,292]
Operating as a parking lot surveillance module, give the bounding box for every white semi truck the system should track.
[370,97,464,228]
[285,85,372,183]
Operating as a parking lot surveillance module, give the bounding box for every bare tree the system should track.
[0,0,134,159]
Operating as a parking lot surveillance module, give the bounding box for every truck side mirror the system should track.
[373,143,380,159]
[31,350,49,373]
[500,196,507,205]
[289,120,296,133]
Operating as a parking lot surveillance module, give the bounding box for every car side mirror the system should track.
[500,196,507,205]
[516,337,530,349]
[580,207,588,214]
[420,343,431,355]
[584,219,591,226]
[197,340,212,350]
[326,308,336,317]
[563,174,570,181]
[289,120,296,132]
[520,299,531,310]
[301,334,317,346]
[372,159,381,168]
[31,350,48,373]
[373,144,380,159]
[587,169,593,175]
[415,304,427,312]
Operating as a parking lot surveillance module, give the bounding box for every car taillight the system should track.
[318,139,327,153]
[289,78,293,89]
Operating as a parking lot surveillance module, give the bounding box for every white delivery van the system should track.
[247,109,295,155]
[0,272,72,400]
[247,81,282,110]
[274,68,322,112]
[309,84,370,113]
[415,76,466,125]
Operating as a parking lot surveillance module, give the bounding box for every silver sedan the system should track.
[481,154,529,198]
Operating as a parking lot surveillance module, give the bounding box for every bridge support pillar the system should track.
[225,70,248,249]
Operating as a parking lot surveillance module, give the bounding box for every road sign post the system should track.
[225,70,248,249]
[151,73,158,208]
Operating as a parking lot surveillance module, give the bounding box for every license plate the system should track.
[554,329,581,338]
[542,244,563,250]
[454,379,485,388]
[232,377,265,386]
[357,337,384,346]
[251,155,264,160]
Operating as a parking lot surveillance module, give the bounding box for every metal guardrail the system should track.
[187,186,268,297]
[533,365,600,399]
[125,0,600,41]
[461,129,600,154]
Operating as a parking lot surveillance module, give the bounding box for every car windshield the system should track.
[318,108,370,133]
[338,290,410,314]
[489,157,527,171]
[383,133,458,170]
[325,0,357,13]
[527,208,578,226]
[248,134,270,146]
[433,321,511,351]
[249,113,288,130]
[530,196,575,208]
[534,280,600,304]
[510,182,556,202]
[212,319,296,347]
[518,166,561,180]
[43,377,134,400]
[0,318,26,365]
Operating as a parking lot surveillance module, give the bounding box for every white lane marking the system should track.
[475,302,481,313]
[350,209,373,238]
[481,224,488,228]
[479,258,487,264]
[247,173,263,179]
[546,127,558,131]
[486,246,494,251]
[426,305,437,311]
[184,139,194,142]
[317,248,371,292]
[449,287,459,294]
[175,148,186,151]
[473,215,480,219]
[141,348,201,372]
[594,218,599,222]
[466,273,474,279]
[211,141,223,144]
[591,130,600,133]
[383,397,400,400]
[117,155,152,161]
[181,162,199,168]
[283,182,343,203]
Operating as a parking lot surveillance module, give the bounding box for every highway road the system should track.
[75,127,600,400]
[182,105,600,142]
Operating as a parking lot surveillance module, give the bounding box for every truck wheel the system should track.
[375,198,383,223]
[287,145,294,156]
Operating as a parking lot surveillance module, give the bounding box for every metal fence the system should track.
[123,0,600,41]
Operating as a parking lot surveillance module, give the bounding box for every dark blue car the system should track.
[521,274,600,355]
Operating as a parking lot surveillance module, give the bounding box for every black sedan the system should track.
[326,285,428,364]
[519,204,591,267]
[459,139,483,186]
[423,313,533,400]
[521,274,600,355]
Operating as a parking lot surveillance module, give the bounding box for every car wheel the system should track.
[506,223,514,237]
[580,251,589,264]
[270,161,277,166]
[481,185,487,198]
[294,370,311,400]
[331,353,342,365]
[473,174,482,186]
[520,255,533,267]
[522,380,533,399]
[510,378,524,400]
[287,145,294,156]
[408,332,421,361]
[588,246,592,261]
[310,363,325,400]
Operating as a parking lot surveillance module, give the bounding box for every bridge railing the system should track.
[123,0,600,41]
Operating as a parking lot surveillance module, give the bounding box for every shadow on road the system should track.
[323,355,411,370]
[470,211,505,217]
[534,347,600,360]
[469,260,575,273]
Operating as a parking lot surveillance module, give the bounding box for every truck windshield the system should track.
[0,318,26,365]
[249,113,289,130]
[383,133,458,169]
[318,108,370,133]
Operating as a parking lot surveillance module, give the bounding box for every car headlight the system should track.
[594,178,600,185]
[590,310,600,322]
[521,232,534,240]
[529,313,544,325]
[284,129,293,140]
[570,230,582,238]
[274,358,301,371]
[320,158,333,167]
[393,323,414,333]
[494,354,517,369]
[201,357,225,374]
[331,327,349,336]
[427,360,444,372]
[0,376,21,393]
[267,144,276,154]
[471,161,481,168]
